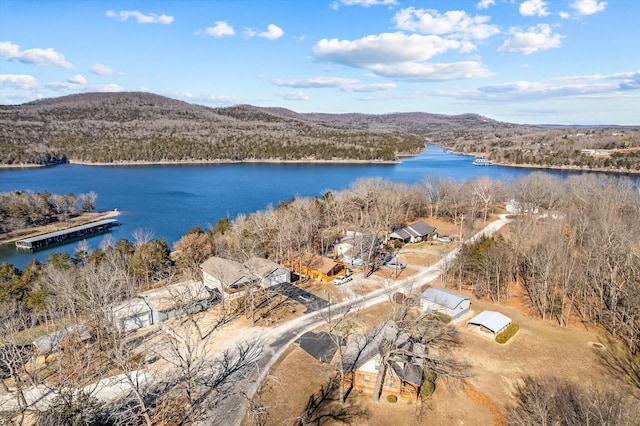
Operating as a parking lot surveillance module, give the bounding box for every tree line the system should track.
[0,191,97,234]
[1,173,639,423]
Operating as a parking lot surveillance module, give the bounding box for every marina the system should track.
[15,219,121,250]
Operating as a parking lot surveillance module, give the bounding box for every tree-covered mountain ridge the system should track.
[0,92,511,166]
[2,92,638,172]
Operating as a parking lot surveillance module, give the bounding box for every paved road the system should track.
[217,214,513,425]
[1,216,511,424]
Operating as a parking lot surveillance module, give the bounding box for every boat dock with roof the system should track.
[15,219,120,250]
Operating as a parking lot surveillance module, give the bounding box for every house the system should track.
[245,256,290,288]
[201,256,256,300]
[32,324,91,356]
[420,287,471,320]
[343,320,425,401]
[108,297,153,332]
[467,311,512,337]
[389,221,438,244]
[140,280,215,324]
[288,253,343,282]
[335,231,380,266]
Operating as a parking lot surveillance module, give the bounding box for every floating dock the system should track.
[15,219,121,250]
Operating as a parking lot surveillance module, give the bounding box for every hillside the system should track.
[0,92,511,166]
[1,92,638,172]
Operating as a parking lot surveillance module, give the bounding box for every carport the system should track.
[467,310,512,337]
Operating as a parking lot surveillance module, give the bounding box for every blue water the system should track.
[0,146,629,269]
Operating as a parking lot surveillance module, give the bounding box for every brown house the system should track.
[342,320,425,401]
[287,252,343,282]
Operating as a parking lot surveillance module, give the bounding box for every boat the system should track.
[473,157,492,166]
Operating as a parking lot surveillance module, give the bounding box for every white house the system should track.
[420,287,471,320]
[108,298,153,333]
[390,221,438,244]
[245,256,290,288]
[140,280,214,324]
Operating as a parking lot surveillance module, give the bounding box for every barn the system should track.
[420,287,471,320]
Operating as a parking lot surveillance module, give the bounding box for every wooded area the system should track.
[1,173,639,423]
[3,92,637,172]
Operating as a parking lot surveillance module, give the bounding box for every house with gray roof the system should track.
[389,221,438,243]
[201,256,256,300]
[420,287,471,320]
[245,256,290,288]
[342,320,425,401]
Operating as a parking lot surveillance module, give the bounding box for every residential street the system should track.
[0,216,511,424]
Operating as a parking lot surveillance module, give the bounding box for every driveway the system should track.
[269,282,330,312]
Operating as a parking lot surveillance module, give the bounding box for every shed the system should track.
[420,287,471,320]
[108,298,153,332]
[141,280,214,324]
[467,311,512,336]
[245,256,290,288]
[32,324,91,355]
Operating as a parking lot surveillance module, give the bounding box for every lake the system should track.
[0,146,629,269]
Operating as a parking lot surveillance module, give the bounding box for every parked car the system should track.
[385,259,406,269]
[437,236,452,243]
[333,275,353,285]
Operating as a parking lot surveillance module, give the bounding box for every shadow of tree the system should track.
[594,337,640,400]
[297,375,368,426]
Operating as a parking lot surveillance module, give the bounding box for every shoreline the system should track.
[440,147,640,176]
[2,151,638,174]
[0,210,120,245]
[67,158,401,166]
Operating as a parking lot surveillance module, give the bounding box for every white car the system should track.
[333,275,352,285]
[437,236,452,243]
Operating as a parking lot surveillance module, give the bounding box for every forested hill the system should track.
[0,92,511,166]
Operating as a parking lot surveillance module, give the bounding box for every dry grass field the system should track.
[246,280,612,426]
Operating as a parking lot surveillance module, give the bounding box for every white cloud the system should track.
[350,83,397,92]
[314,32,462,67]
[338,0,397,7]
[0,74,38,89]
[393,8,500,40]
[559,11,571,19]
[498,24,563,55]
[571,0,607,16]
[90,64,115,75]
[259,24,284,40]
[106,10,174,24]
[477,0,495,9]
[519,0,550,17]
[0,41,72,69]
[202,21,235,37]
[272,77,396,92]
[272,77,359,88]
[277,91,309,100]
[68,74,87,85]
[369,61,493,81]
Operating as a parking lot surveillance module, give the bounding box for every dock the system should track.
[15,219,121,250]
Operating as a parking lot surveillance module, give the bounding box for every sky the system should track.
[0,0,638,125]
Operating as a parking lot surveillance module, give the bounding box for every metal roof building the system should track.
[467,311,512,336]
[420,287,471,320]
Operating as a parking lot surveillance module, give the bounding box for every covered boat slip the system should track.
[15,219,120,250]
